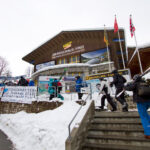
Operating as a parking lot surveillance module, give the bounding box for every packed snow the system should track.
[0,72,150,150]
[0,93,100,150]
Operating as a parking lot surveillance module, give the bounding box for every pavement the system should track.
[0,130,14,150]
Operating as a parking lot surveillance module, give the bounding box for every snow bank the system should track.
[0,94,92,150]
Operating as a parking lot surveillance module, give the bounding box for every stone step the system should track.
[82,142,150,150]
[85,134,150,147]
[93,117,141,122]
[91,121,142,129]
[88,127,144,137]
[94,111,140,118]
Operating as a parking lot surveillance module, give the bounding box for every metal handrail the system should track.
[68,93,90,140]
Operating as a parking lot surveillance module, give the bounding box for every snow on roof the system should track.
[32,62,113,77]
[61,27,125,32]
[128,43,150,49]
[32,63,89,76]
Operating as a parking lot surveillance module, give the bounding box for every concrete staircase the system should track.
[82,111,150,150]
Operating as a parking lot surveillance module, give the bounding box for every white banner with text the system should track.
[1,86,37,104]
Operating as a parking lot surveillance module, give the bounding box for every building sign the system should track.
[85,69,131,80]
[1,86,37,104]
[81,48,108,64]
[52,45,85,59]
[85,69,131,95]
[36,61,55,71]
[63,41,72,50]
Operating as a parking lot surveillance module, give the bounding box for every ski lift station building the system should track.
[22,28,150,80]
[22,28,129,80]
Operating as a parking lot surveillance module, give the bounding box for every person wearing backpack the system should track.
[97,77,117,111]
[124,74,150,139]
[49,78,64,100]
[110,69,128,112]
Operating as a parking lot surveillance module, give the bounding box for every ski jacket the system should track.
[29,80,34,86]
[18,77,28,86]
[98,80,111,95]
[48,78,55,94]
[111,74,126,89]
[75,77,83,93]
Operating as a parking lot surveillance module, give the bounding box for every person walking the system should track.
[75,76,83,100]
[110,69,128,112]
[97,77,117,111]
[124,74,150,139]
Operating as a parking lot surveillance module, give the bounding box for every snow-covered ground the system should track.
[0,72,150,150]
[0,93,99,150]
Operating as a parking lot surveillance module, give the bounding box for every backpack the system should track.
[52,81,58,91]
[137,82,150,97]
[57,82,62,92]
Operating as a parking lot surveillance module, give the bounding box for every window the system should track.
[69,55,80,63]
[57,58,67,64]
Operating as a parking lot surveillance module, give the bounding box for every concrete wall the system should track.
[0,101,63,114]
[65,100,95,150]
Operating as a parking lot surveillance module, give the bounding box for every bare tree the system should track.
[0,56,11,76]
[25,66,34,78]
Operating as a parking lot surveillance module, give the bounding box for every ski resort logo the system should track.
[63,41,72,50]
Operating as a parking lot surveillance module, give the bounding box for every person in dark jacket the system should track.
[124,74,150,139]
[75,76,83,100]
[110,69,128,112]
[18,76,28,86]
[97,78,117,111]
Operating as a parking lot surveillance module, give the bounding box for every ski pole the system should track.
[116,89,125,98]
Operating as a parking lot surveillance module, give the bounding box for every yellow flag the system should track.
[104,29,109,46]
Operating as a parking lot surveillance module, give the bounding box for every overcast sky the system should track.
[0,0,150,76]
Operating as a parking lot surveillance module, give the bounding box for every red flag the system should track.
[130,16,135,37]
[114,17,118,33]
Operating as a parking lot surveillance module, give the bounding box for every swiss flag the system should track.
[114,16,118,33]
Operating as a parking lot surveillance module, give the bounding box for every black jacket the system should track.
[18,77,28,86]
[124,79,150,103]
[111,74,126,89]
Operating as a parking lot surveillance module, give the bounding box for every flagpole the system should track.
[133,32,143,74]
[115,15,126,69]
[104,25,111,72]
[130,15,143,74]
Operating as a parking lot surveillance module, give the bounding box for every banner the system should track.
[0,86,4,98]
[1,86,37,104]
[85,69,131,95]
[38,76,60,95]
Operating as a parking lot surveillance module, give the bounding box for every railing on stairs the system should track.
[68,93,91,140]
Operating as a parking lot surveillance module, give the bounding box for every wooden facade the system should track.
[128,46,150,76]
[22,29,127,73]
